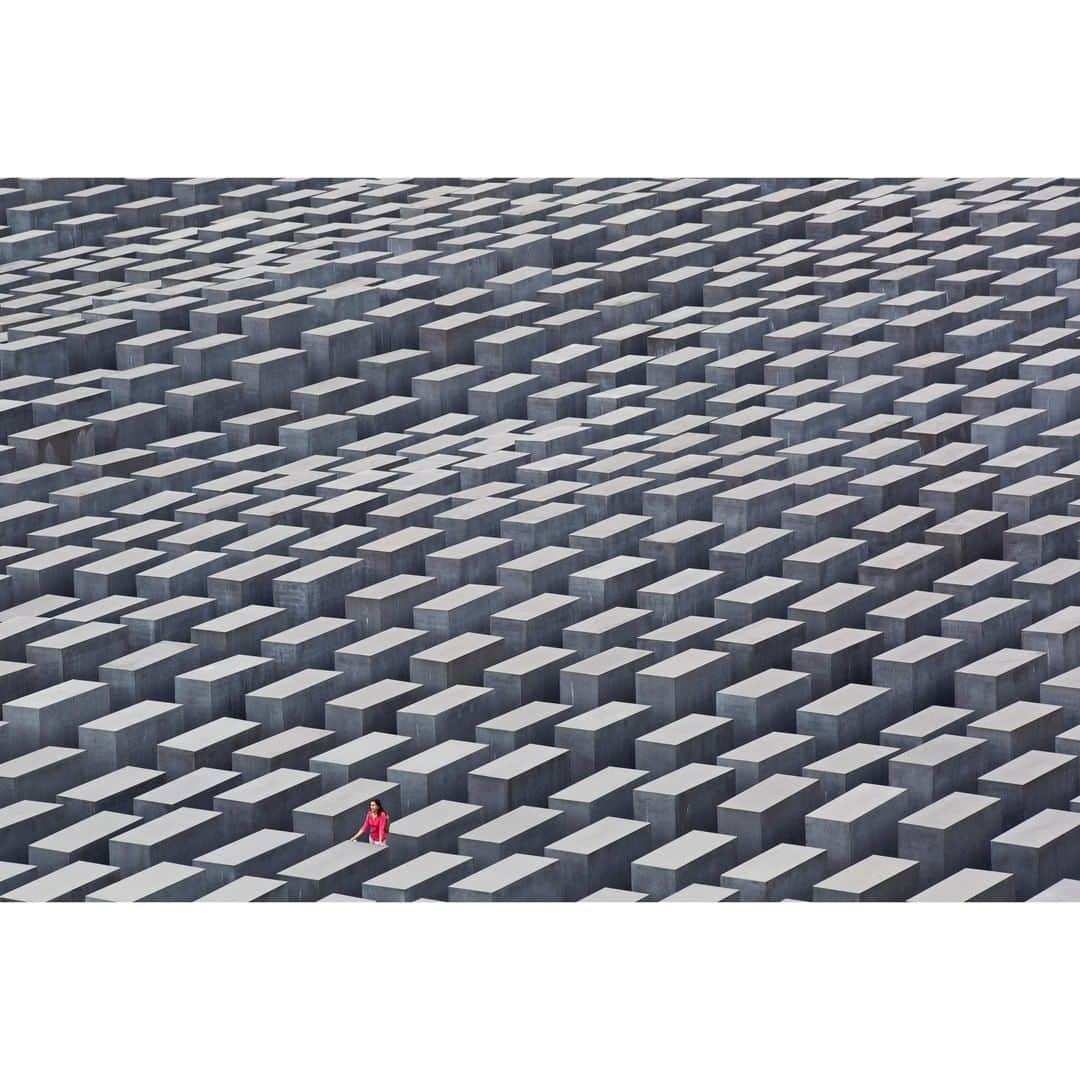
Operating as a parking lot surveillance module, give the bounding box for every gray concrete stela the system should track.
[1,176,1080,901]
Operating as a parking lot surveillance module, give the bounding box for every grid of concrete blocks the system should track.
[3,177,1080,903]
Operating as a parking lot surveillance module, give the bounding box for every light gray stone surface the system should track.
[1,176,1079,902]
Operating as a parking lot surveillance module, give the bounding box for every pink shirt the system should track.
[359,811,390,843]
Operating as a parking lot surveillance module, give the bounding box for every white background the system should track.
[4,2,1080,1076]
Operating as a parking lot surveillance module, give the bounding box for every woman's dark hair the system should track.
[370,798,386,817]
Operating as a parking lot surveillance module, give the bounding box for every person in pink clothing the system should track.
[352,799,390,845]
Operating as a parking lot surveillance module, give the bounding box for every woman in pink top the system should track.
[352,799,390,845]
